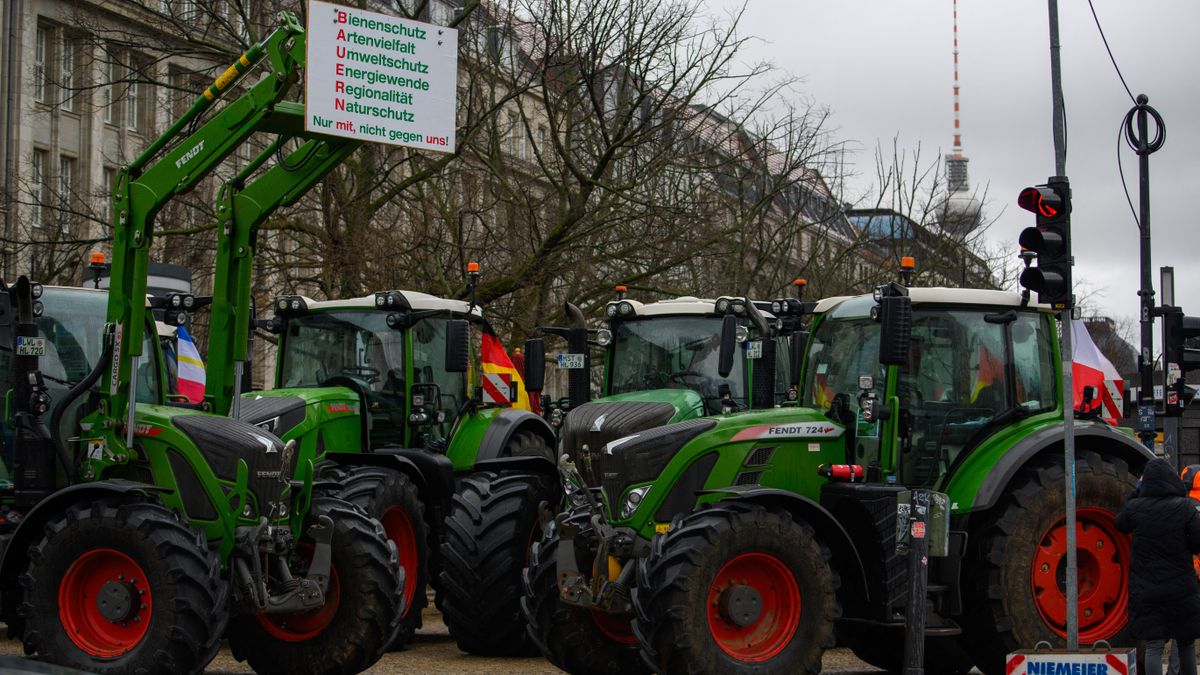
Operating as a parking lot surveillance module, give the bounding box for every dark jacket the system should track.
[1115,458,1200,640]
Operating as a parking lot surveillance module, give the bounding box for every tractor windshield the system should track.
[608,316,745,413]
[30,288,161,406]
[279,311,406,429]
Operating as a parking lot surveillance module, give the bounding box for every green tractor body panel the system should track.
[608,406,848,538]
[589,388,705,423]
[240,387,363,465]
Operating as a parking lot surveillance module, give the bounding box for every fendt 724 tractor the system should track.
[236,279,557,653]
[0,15,409,673]
[524,282,1153,675]
[520,289,804,670]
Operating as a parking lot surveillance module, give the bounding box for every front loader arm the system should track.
[207,136,360,416]
[101,13,307,442]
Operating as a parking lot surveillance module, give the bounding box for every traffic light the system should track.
[1161,306,1200,416]
[1017,176,1072,309]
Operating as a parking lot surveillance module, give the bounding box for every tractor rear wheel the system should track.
[961,450,1136,674]
[228,495,402,675]
[440,470,553,655]
[521,519,649,675]
[328,465,428,648]
[633,502,839,675]
[19,498,227,674]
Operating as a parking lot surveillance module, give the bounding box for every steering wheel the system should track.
[340,365,381,385]
[668,371,708,387]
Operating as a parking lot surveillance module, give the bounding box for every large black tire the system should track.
[18,498,227,674]
[521,519,650,675]
[227,495,403,675]
[960,450,1137,675]
[327,464,428,649]
[836,624,974,675]
[632,502,839,675]
[508,430,554,462]
[439,470,553,655]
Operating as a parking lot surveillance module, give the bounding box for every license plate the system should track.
[745,341,762,359]
[16,336,46,357]
[557,353,585,369]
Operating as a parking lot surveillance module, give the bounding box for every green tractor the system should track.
[519,289,803,667]
[238,278,557,653]
[0,15,406,673]
[524,281,1152,675]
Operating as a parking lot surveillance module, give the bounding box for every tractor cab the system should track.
[526,290,802,488]
[253,290,482,455]
[805,287,1058,488]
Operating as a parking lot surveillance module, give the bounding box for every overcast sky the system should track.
[703,0,1200,333]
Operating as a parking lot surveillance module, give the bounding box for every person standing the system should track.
[1115,458,1200,675]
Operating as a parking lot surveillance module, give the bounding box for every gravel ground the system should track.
[0,606,889,673]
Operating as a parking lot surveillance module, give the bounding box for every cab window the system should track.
[803,318,886,467]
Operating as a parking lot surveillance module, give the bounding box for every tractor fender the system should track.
[474,408,556,462]
[711,486,870,602]
[323,449,456,516]
[965,422,1155,513]
[0,480,168,622]
[472,454,558,477]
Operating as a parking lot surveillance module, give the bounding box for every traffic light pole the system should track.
[1128,95,1165,453]
[1046,0,1079,649]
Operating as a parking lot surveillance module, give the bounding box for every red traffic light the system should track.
[1017,186,1062,218]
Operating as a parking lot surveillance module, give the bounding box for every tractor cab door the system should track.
[892,308,1056,487]
[803,316,888,470]
[408,316,470,447]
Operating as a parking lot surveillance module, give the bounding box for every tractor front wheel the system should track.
[228,495,403,675]
[327,465,428,648]
[633,502,839,675]
[439,470,553,655]
[961,450,1136,675]
[520,519,649,675]
[19,499,227,674]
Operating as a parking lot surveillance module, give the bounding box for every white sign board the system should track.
[305,0,457,152]
[1004,650,1136,675]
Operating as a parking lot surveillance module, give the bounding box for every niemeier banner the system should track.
[305,0,458,152]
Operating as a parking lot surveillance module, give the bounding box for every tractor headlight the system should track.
[277,298,289,311]
[618,301,634,316]
[620,485,650,519]
[32,301,43,317]
[562,473,588,508]
[715,298,730,313]
[376,294,386,307]
[171,294,183,308]
[771,299,783,314]
[735,325,749,343]
[730,300,746,315]
[872,286,884,303]
[30,283,43,299]
[595,328,612,346]
[290,299,301,311]
[606,303,619,318]
[182,294,196,309]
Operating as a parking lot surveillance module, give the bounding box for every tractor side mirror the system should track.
[445,319,470,373]
[523,337,546,393]
[789,331,807,387]
[877,295,913,367]
[718,314,737,378]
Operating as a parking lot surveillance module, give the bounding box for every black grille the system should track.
[561,400,678,485]
[734,470,762,486]
[168,449,218,521]
[600,418,717,508]
[745,445,776,466]
[239,396,308,438]
[172,413,285,518]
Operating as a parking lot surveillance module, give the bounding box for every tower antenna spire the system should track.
[952,0,962,154]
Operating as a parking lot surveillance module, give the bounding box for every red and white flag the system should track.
[1071,320,1123,423]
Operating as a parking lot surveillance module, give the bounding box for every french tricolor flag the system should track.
[176,325,206,404]
[1072,320,1124,424]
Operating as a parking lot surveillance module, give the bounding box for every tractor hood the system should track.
[600,406,848,526]
[239,387,362,448]
[560,389,705,485]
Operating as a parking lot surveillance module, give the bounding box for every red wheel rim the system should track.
[381,506,419,618]
[255,546,341,642]
[58,548,154,658]
[706,552,801,662]
[1030,506,1130,642]
[590,610,639,645]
